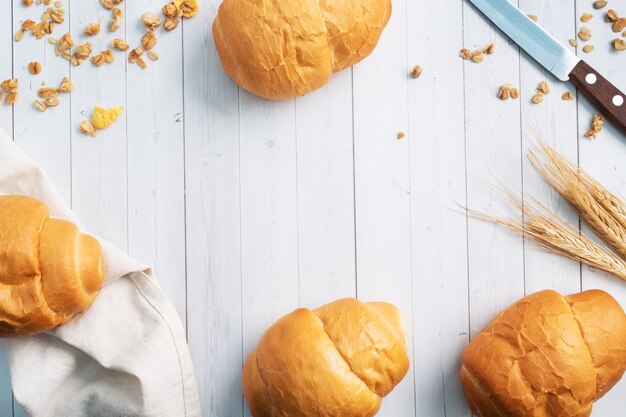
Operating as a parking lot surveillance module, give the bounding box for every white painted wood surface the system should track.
[1,0,626,416]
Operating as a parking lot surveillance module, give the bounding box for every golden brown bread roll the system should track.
[460,289,626,417]
[213,0,392,100]
[242,298,409,417]
[0,195,104,337]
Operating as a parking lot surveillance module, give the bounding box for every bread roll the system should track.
[242,298,409,417]
[213,0,392,100]
[0,195,104,337]
[460,289,626,417]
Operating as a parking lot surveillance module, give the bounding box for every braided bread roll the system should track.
[242,298,409,417]
[461,290,626,417]
[213,0,392,100]
[0,195,104,337]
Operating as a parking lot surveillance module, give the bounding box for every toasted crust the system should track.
[460,290,626,417]
[0,195,104,337]
[242,298,409,416]
[213,0,392,100]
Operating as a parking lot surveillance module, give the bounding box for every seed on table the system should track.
[614,38,626,50]
[5,93,18,105]
[581,13,593,22]
[34,100,46,112]
[593,0,608,9]
[84,23,100,36]
[483,42,495,54]
[147,51,159,61]
[411,65,422,79]
[59,77,73,93]
[569,39,579,47]
[28,61,42,75]
[562,91,574,100]
[397,131,406,140]
[583,44,594,53]
[44,96,59,107]
[537,81,550,94]
[532,93,544,104]
[527,14,538,22]
[578,26,592,41]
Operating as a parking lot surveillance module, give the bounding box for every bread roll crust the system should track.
[213,0,392,100]
[461,289,626,417]
[0,195,104,337]
[242,298,409,416]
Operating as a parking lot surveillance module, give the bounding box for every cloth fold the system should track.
[0,128,201,417]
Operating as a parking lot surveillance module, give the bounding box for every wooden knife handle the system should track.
[569,60,626,137]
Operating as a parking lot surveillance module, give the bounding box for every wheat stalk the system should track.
[529,141,626,260]
[469,187,626,281]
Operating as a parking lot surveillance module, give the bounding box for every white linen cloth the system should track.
[0,127,201,417]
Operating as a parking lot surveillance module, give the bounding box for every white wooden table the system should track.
[2,0,626,416]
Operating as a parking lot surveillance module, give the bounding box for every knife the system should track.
[467,0,626,136]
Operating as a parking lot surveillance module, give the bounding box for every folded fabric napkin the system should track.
[0,127,201,417]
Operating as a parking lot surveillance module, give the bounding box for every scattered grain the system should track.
[411,65,422,79]
[578,26,592,41]
[562,91,574,100]
[28,61,42,75]
[583,44,595,53]
[581,13,593,22]
[593,0,608,9]
[142,12,161,31]
[585,115,604,139]
[34,100,46,112]
[84,23,100,36]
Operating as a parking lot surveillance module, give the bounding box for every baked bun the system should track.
[242,298,409,416]
[0,195,104,337]
[213,0,392,100]
[461,289,626,417]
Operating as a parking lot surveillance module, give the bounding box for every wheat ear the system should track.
[529,141,626,261]
[468,187,626,281]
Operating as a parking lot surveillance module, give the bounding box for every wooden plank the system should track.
[352,0,415,415]
[295,71,357,307]
[183,1,243,416]
[518,0,581,295]
[463,0,525,333]
[238,90,300,413]
[0,2,14,414]
[69,0,128,250]
[12,0,71,200]
[578,4,626,413]
[407,1,470,416]
[126,0,187,325]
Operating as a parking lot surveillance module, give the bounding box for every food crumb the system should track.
[527,14,538,22]
[584,115,604,139]
[397,131,406,140]
[569,39,579,47]
[581,13,593,22]
[411,65,422,79]
[561,91,574,101]
[582,44,595,53]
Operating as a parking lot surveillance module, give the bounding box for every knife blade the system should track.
[467,0,626,137]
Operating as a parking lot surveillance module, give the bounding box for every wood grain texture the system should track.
[464,0,525,335]
[2,0,626,416]
[126,0,187,325]
[183,1,244,415]
[408,1,470,416]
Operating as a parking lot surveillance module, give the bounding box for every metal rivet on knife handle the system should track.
[615,96,625,107]
[586,73,597,85]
